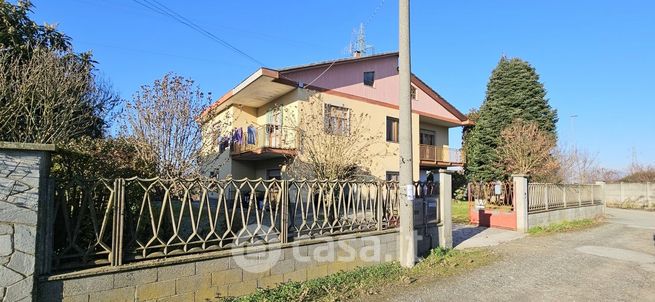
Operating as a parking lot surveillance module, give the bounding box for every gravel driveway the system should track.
[378,208,655,302]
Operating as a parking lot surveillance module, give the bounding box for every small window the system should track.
[410,86,417,100]
[386,171,399,182]
[420,129,436,145]
[324,104,350,135]
[386,117,399,143]
[363,71,375,86]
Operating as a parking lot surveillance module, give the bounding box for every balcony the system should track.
[230,124,299,160]
[419,144,464,166]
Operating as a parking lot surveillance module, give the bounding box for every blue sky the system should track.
[31,0,654,170]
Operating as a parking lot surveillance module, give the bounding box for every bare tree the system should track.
[554,145,602,183]
[122,73,212,178]
[496,119,558,180]
[285,91,389,180]
[0,48,118,144]
[595,167,622,183]
[622,160,655,182]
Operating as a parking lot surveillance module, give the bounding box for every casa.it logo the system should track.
[230,224,282,273]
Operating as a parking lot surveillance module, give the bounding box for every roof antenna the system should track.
[347,23,374,58]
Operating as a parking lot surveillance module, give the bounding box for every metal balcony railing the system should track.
[230,124,299,155]
[419,144,464,164]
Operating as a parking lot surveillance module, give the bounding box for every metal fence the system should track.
[50,177,410,272]
[467,181,514,208]
[527,183,602,213]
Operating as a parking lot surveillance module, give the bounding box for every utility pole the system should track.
[398,0,416,268]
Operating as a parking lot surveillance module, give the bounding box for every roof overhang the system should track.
[200,68,297,123]
[418,114,465,127]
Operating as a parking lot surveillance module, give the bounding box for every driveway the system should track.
[379,208,655,301]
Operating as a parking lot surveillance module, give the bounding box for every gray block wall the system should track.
[528,205,604,228]
[1,143,55,302]
[38,231,399,302]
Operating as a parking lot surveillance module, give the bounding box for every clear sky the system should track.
[30,0,654,170]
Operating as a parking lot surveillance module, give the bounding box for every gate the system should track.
[467,181,516,230]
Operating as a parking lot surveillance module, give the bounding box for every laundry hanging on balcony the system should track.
[247,125,256,145]
[232,127,243,145]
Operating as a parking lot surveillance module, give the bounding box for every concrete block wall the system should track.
[527,205,604,228]
[604,183,654,210]
[38,231,399,301]
[1,143,54,302]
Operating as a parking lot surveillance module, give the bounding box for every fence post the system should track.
[513,174,529,232]
[648,182,652,209]
[544,184,549,211]
[438,170,452,249]
[41,178,55,275]
[279,180,289,244]
[111,178,125,266]
[376,182,383,231]
[594,181,606,214]
[591,184,594,205]
[0,142,56,301]
[563,185,567,208]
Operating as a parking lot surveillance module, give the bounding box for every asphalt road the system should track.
[377,208,655,302]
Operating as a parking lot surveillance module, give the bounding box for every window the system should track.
[386,171,399,182]
[324,104,350,135]
[420,129,436,145]
[410,86,417,100]
[267,169,281,180]
[363,71,375,86]
[386,117,399,143]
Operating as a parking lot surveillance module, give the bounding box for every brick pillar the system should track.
[438,170,453,249]
[0,142,55,302]
[513,174,529,233]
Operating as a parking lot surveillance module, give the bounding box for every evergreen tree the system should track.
[465,57,558,181]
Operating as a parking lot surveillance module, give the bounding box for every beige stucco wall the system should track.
[202,88,452,181]
[293,91,449,180]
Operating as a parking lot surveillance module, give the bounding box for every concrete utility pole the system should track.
[398,0,416,268]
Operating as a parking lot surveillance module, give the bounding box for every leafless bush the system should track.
[496,119,558,180]
[122,73,212,178]
[622,161,655,182]
[0,48,118,143]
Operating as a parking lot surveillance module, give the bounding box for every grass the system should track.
[452,200,470,224]
[221,248,497,302]
[527,217,604,235]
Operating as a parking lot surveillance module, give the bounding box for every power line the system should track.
[363,0,386,28]
[132,0,266,66]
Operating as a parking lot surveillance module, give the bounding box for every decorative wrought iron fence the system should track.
[414,181,439,199]
[51,178,116,270]
[467,181,514,208]
[51,177,402,272]
[528,183,602,213]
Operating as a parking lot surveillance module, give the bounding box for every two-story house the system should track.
[199,52,471,181]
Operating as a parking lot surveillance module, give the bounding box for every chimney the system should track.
[353,51,361,58]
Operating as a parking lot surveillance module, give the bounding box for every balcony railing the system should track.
[231,124,298,155]
[419,144,464,165]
